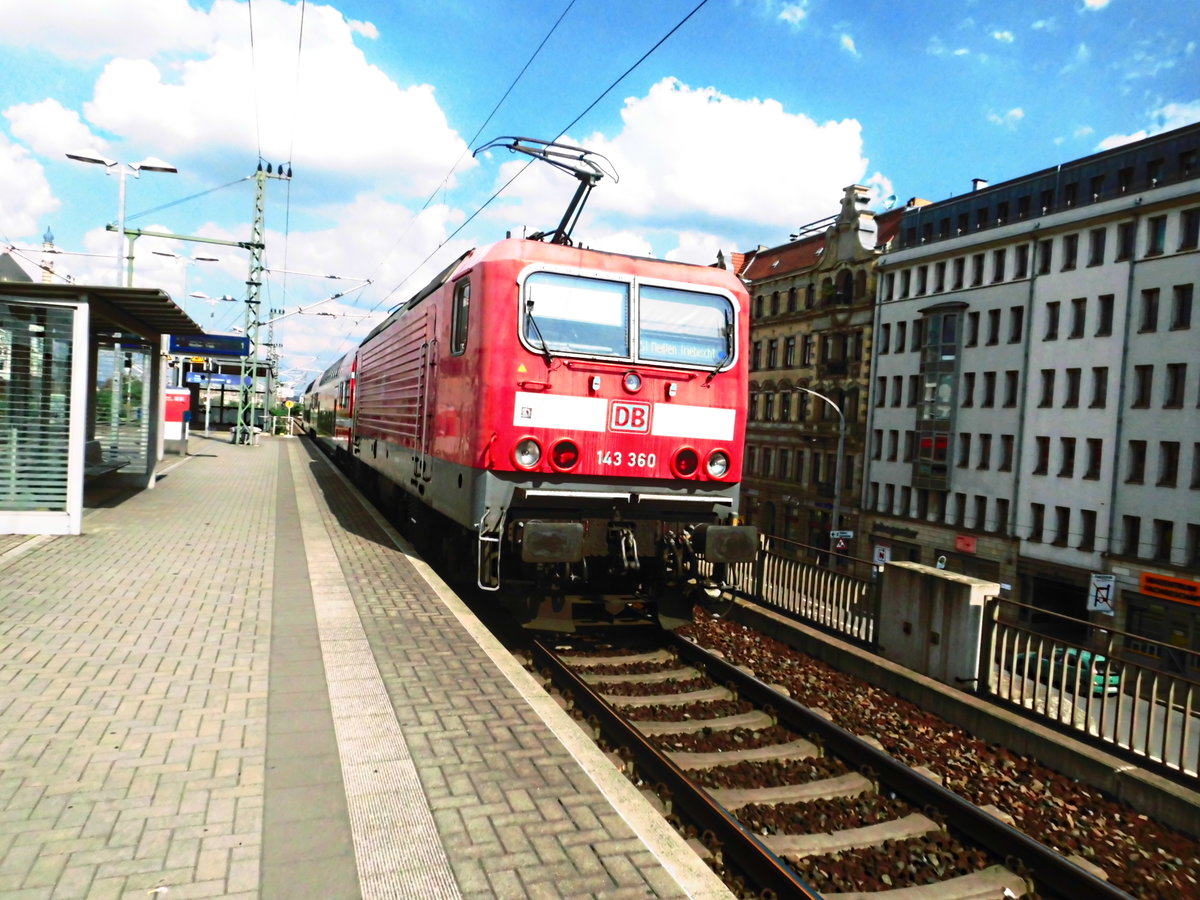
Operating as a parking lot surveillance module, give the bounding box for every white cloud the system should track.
[4,99,106,159]
[0,133,60,239]
[778,2,810,26]
[77,0,471,196]
[927,36,970,58]
[987,107,1025,128]
[1081,0,1111,10]
[991,30,1015,43]
[488,78,870,245]
[1097,100,1200,149]
[0,0,211,60]
[1031,18,1057,31]
[840,34,860,57]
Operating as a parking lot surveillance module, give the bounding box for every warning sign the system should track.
[1087,574,1116,617]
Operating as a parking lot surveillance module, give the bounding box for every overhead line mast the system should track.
[236,161,291,443]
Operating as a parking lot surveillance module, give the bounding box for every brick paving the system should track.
[0,434,730,899]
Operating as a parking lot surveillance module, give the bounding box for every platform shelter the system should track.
[0,281,202,535]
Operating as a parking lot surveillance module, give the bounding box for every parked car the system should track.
[1009,647,1121,696]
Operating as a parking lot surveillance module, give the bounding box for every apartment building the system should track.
[863,122,1200,674]
[737,185,904,557]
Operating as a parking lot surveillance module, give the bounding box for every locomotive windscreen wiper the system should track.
[525,299,554,366]
[704,309,733,384]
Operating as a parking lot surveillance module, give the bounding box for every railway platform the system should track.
[0,434,732,899]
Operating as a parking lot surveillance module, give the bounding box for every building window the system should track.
[875,376,886,407]
[1009,306,1024,343]
[895,322,906,352]
[1064,368,1081,407]
[1132,365,1153,408]
[1140,289,1159,332]
[1123,515,1141,557]
[961,371,975,406]
[1029,503,1045,542]
[770,292,780,315]
[784,336,796,367]
[903,430,915,462]
[1003,370,1018,407]
[891,375,903,407]
[952,258,965,290]
[983,371,997,407]
[762,447,774,476]
[916,266,928,295]
[1090,367,1108,408]
[992,249,1006,282]
[887,430,898,461]
[934,261,946,293]
[1053,506,1071,546]
[1191,525,1200,569]
[995,498,1010,534]
[974,495,988,530]
[1036,238,1053,274]
[1078,510,1096,551]
[763,392,775,421]
[966,311,979,346]
[1172,284,1194,329]
[1180,208,1200,251]
[1059,437,1076,477]
[1116,222,1135,261]
[1014,244,1029,278]
[1062,233,1078,270]
[953,492,967,527]
[1096,294,1114,336]
[1164,363,1186,407]
[802,335,814,365]
[1158,441,1180,487]
[1039,369,1055,407]
[879,324,890,353]
[1045,301,1060,340]
[1153,520,1174,562]
[1193,442,1200,489]
[1127,440,1147,483]
[1147,215,1167,255]
[787,287,798,312]
[1033,436,1050,474]
[899,270,911,297]
[906,374,920,408]
[978,433,992,470]
[958,433,972,468]
[780,391,792,422]
[767,339,779,368]
[1068,298,1086,338]
[872,429,883,460]
[986,309,1000,345]
[752,341,762,370]
[1088,228,1106,266]
[1084,438,1103,479]
[971,253,984,286]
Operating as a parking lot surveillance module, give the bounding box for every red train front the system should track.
[311,237,757,629]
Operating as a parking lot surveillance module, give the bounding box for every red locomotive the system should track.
[304,139,757,629]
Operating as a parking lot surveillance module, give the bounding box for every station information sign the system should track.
[169,334,250,357]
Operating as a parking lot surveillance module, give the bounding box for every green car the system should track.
[1011,647,1121,696]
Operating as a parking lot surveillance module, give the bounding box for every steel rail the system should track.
[667,632,1136,900]
[529,638,822,899]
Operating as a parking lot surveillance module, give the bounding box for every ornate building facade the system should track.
[736,185,904,558]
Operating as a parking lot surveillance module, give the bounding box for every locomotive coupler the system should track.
[607,522,640,574]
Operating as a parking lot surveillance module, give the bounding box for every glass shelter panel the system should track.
[0,300,74,512]
[95,341,152,471]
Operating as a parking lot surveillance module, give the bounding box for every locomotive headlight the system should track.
[513,438,542,469]
[706,450,730,478]
[672,447,700,478]
[550,439,580,471]
[622,371,642,393]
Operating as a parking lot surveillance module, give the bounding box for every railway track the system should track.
[528,632,1133,899]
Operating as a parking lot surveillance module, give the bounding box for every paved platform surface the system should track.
[0,434,731,899]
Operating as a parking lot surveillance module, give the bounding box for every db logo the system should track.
[608,400,651,433]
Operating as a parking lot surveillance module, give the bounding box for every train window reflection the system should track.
[524,272,629,356]
[638,286,731,367]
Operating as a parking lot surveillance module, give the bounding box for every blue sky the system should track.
[1,0,1197,389]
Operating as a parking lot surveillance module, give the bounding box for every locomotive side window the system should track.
[451,278,470,355]
[638,285,732,368]
[524,272,629,357]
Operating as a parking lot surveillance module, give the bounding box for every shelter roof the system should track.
[0,282,204,339]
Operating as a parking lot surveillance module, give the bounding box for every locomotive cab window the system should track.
[638,285,732,368]
[451,277,470,355]
[523,272,629,357]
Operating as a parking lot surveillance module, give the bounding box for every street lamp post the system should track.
[65,150,177,286]
[795,387,847,536]
[153,251,219,317]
